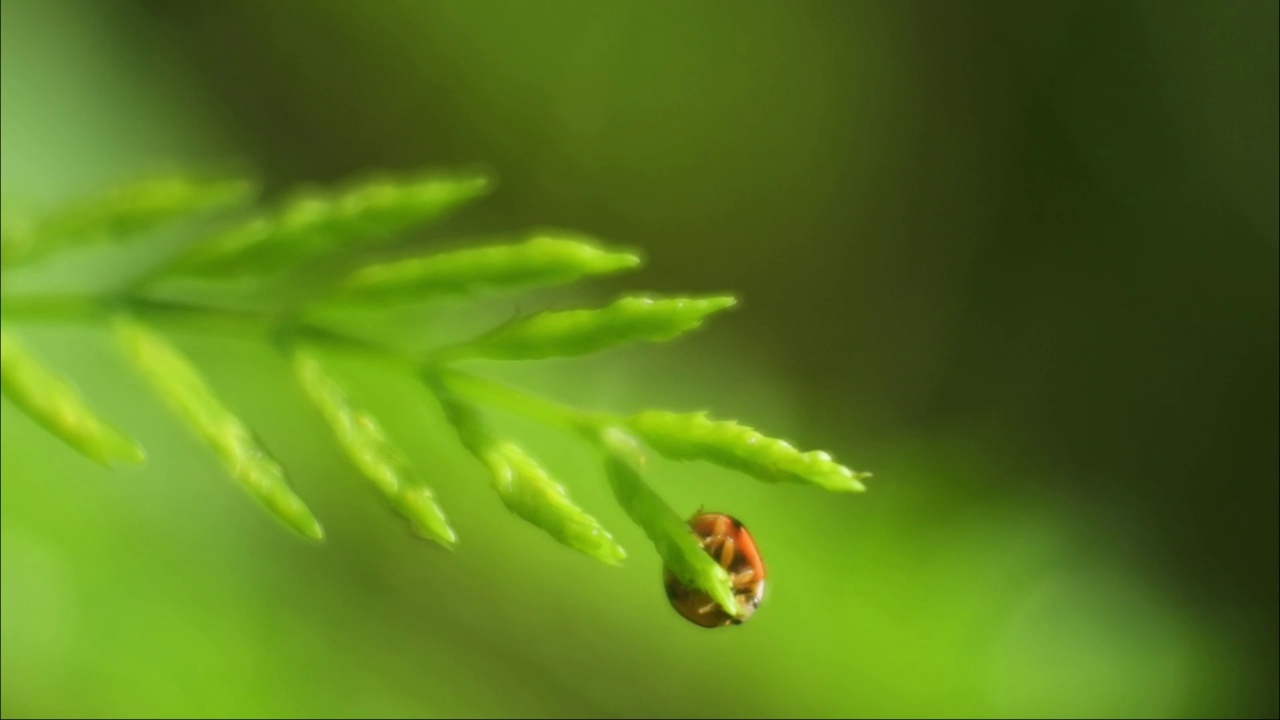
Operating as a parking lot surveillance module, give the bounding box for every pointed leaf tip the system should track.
[404,488,460,549]
[626,410,868,493]
[176,170,495,276]
[448,294,738,361]
[292,348,457,547]
[336,231,642,303]
[1,325,146,468]
[429,380,624,565]
[481,440,628,566]
[112,316,324,540]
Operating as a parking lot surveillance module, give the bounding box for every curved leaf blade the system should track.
[0,325,144,467]
[2,175,258,268]
[626,410,869,492]
[483,441,627,566]
[112,316,323,540]
[176,170,493,276]
[447,295,736,361]
[430,379,625,565]
[337,231,640,303]
[293,348,456,547]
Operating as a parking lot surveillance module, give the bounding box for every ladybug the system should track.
[664,511,766,628]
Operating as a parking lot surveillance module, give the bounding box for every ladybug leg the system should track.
[700,528,730,560]
[731,568,756,587]
[718,534,736,569]
[699,595,746,618]
[713,514,732,538]
[698,597,741,615]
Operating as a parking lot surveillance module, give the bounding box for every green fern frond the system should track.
[626,410,870,493]
[175,170,492,276]
[1,174,257,269]
[113,316,324,540]
[598,427,738,616]
[293,348,456,547]
[0,166,870,628]
[336,232,641,303]
[430,376,625,565]
[440,295,737,361]
[0,325,145,467]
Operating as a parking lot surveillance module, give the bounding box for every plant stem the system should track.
[1,291,613,439]
[1,293,388,355]
[427,366,616,437]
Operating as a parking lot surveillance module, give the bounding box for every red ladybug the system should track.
[664,511,766,628]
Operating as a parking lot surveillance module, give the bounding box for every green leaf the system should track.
[175,170,493,276]
[482,441,627,566]
[112,316,323,540]
[0,325,144,467]
[1,175,258,268]
[336,231,641,303]
[598,427,738,617]
[626,410,869,492]
[430,379,625,565]
[292,348,456,547]
[444,295,737,361]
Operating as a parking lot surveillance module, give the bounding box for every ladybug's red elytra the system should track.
[664,511,766,628]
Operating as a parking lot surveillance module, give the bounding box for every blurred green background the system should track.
[2,0,1276,717]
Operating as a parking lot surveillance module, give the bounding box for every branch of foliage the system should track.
[0,169,869,580]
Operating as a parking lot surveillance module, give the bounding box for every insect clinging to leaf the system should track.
[664,511,766,628]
